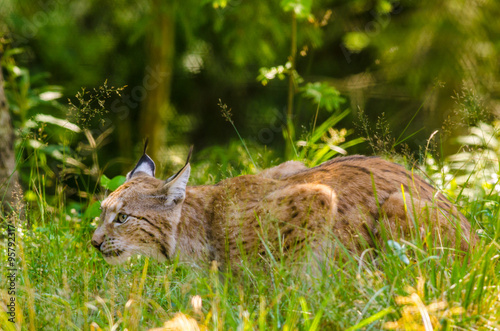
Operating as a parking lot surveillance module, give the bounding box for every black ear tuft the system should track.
[185,145,193,165]
[143,137,150,155]
[166,146,193,183]
[127,139,156,180]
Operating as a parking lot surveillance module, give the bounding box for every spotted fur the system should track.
[92,153,477,265]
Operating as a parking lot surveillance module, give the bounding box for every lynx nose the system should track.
[91,234,104,251]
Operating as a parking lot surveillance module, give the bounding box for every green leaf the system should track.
[345,307,394,331]
[3,47,26,58]
[211,0,228,9]
[257,62,291,86]
[109,176,127,190]
[83,201,102,220]
[280,0,312,18]
[376,0,393,14]
[24,190,38,202]
[100,174,110,188]
[387,240,410,265]
[343,32,370,53]
[300,82,345,111]
[309,308,324,331]
[34,114,81,132]
[101,175,126,191]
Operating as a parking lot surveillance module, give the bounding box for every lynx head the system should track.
[91,144,192,265]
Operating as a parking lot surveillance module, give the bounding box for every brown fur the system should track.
[92,155,477,265]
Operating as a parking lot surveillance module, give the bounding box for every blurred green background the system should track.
[1,0,499,203]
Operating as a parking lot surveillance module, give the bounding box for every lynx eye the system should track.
[115,213,129,224]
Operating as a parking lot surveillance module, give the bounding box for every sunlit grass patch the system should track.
[1,195,499,330]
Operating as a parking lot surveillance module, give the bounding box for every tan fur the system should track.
[92,155,477,265]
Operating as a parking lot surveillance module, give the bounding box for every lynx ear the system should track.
[160,147,193,205]
[127,139,156,180]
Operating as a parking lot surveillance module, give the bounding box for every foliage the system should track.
[280,0,313,19]
[67,80,126,129]
[423,122,500,239]
[296,109,364,166]
[300,82,345,112]
[447,122,500,198]
[257,62,293,87]
[100,174,126,192]
[3,0,500,158]
[0,50,132,230]
[1,50,84,207]
[357,110,397,156]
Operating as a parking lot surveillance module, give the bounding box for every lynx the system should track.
[91,146,477,265]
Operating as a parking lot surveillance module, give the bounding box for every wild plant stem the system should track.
[312,101,320,134]
[230,121,257,169]
[286,11,297,159]
[287,11,297,122]
[219,99,257,169]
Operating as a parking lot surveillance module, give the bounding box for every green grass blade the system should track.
[345,307,394,331]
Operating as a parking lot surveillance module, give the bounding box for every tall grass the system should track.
[1,136,499,330]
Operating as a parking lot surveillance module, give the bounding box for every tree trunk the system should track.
[0,60,21,216]
[139,0,175,166]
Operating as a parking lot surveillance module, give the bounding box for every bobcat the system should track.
[91,146,477,266]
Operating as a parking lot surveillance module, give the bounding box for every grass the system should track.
[1,116,500,330]
[1,154,500,331]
